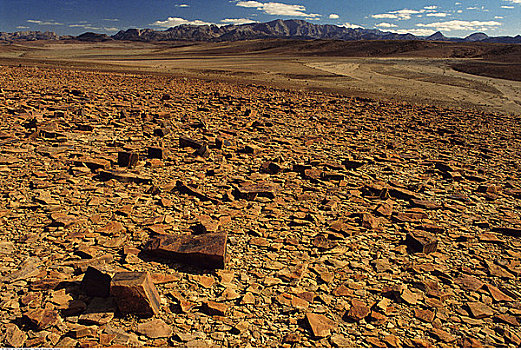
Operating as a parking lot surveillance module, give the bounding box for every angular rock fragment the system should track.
[148,146,166,159]
[179,135,202,149]
[144,233,227,269]
[118,151,139,168]
[237,182,278,200]
[98,170,152,184]
[4,324,27,347]
[79,297,115,325]
[24,308,61,330]
[137,319,173,338]
[346,299,371,321]
[110,272,161,317]
[305,313,336,338]
[204,300,227,316]
[467,301,494,319]
[405,230,438,254]
[80,266,112,297]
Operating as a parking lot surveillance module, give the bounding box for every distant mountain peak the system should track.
[426,31,449,41]
[465,32,489,42]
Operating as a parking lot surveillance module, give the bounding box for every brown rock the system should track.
[486,284,513,302]
[137,319,173,338]
[405,230,438,254]
[80,266,112,297]
[346,299,371,321]
[179,135,203,149]
[467,301,494,319]
[78,297,115,325]
[283,333,302,344]
[400,288,420,305]
[143,232,227,269]
[238,182,278,200]
[24,308,60,330]
[459,337,483,348]
[305,313,336,338]
[204,300,227,316]
[455,275,484,292]
[110,272,161,317]
[494,314,520,326]
[4,324,26,347]
[118,151,139,168]
[362,213,379,229]
[414,308,435,322]
[429,328,457,343]
[148,146,166,159]
[192,214,220,234]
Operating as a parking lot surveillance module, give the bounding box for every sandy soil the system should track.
[1,41,519,115]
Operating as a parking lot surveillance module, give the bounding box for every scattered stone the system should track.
[80,266,112,297]
[346,299,371,321]
[118,151,139,168]
[405,230,438,254]
[79,297,115,325]
[110,272,161,317]
[4,324,27,347]
[144,233,227,269]
[137,319,173,338]
[305,313,336,338]
[467,301,494,319]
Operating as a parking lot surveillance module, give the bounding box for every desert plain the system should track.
[0,39,521,348]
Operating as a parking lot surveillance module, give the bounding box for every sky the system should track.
[0,0,519,37]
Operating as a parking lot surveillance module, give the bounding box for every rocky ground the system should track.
[0,65,521,348]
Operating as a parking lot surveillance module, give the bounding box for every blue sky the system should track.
[0,0,519,37]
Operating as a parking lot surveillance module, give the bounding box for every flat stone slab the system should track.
[144,232,227,269]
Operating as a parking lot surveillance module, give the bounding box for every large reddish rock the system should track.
[110,272,161,317]
[118,151,139,168]
[144,233,227,269]
[80,266,112,297]
[405,230,438,254]
[305,313,336,338]
[467,301,494,319]
[346,299,371,321]
[24,308,61,330]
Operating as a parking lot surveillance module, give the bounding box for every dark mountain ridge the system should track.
[1,19,520,43]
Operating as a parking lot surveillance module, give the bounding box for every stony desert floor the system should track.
[1,41,520,115]
[1,64,521,348]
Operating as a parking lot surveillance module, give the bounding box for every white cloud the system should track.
[329,13,339,19]
[375,22,397,28]
[426,12,449,17]
[424,5,437,10]
[16,26,30,29]
[27,19,64,25]
[151,17,214,27]
[455,2,461,4]
[394,28,437,36]
[176,4,190,7]
[104,27,119,31]
[236,1,321,18]
[504,0,521,3]
[416,20,502,31]
[103,18,119,22]
[220,18,258,25]
[372,13,399,19]
[372,8,426,20]
[495,16,504,19]
[501,5,514,8]
[341,22,364,29]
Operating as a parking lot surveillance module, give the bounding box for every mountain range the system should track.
[1,19,520,44]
